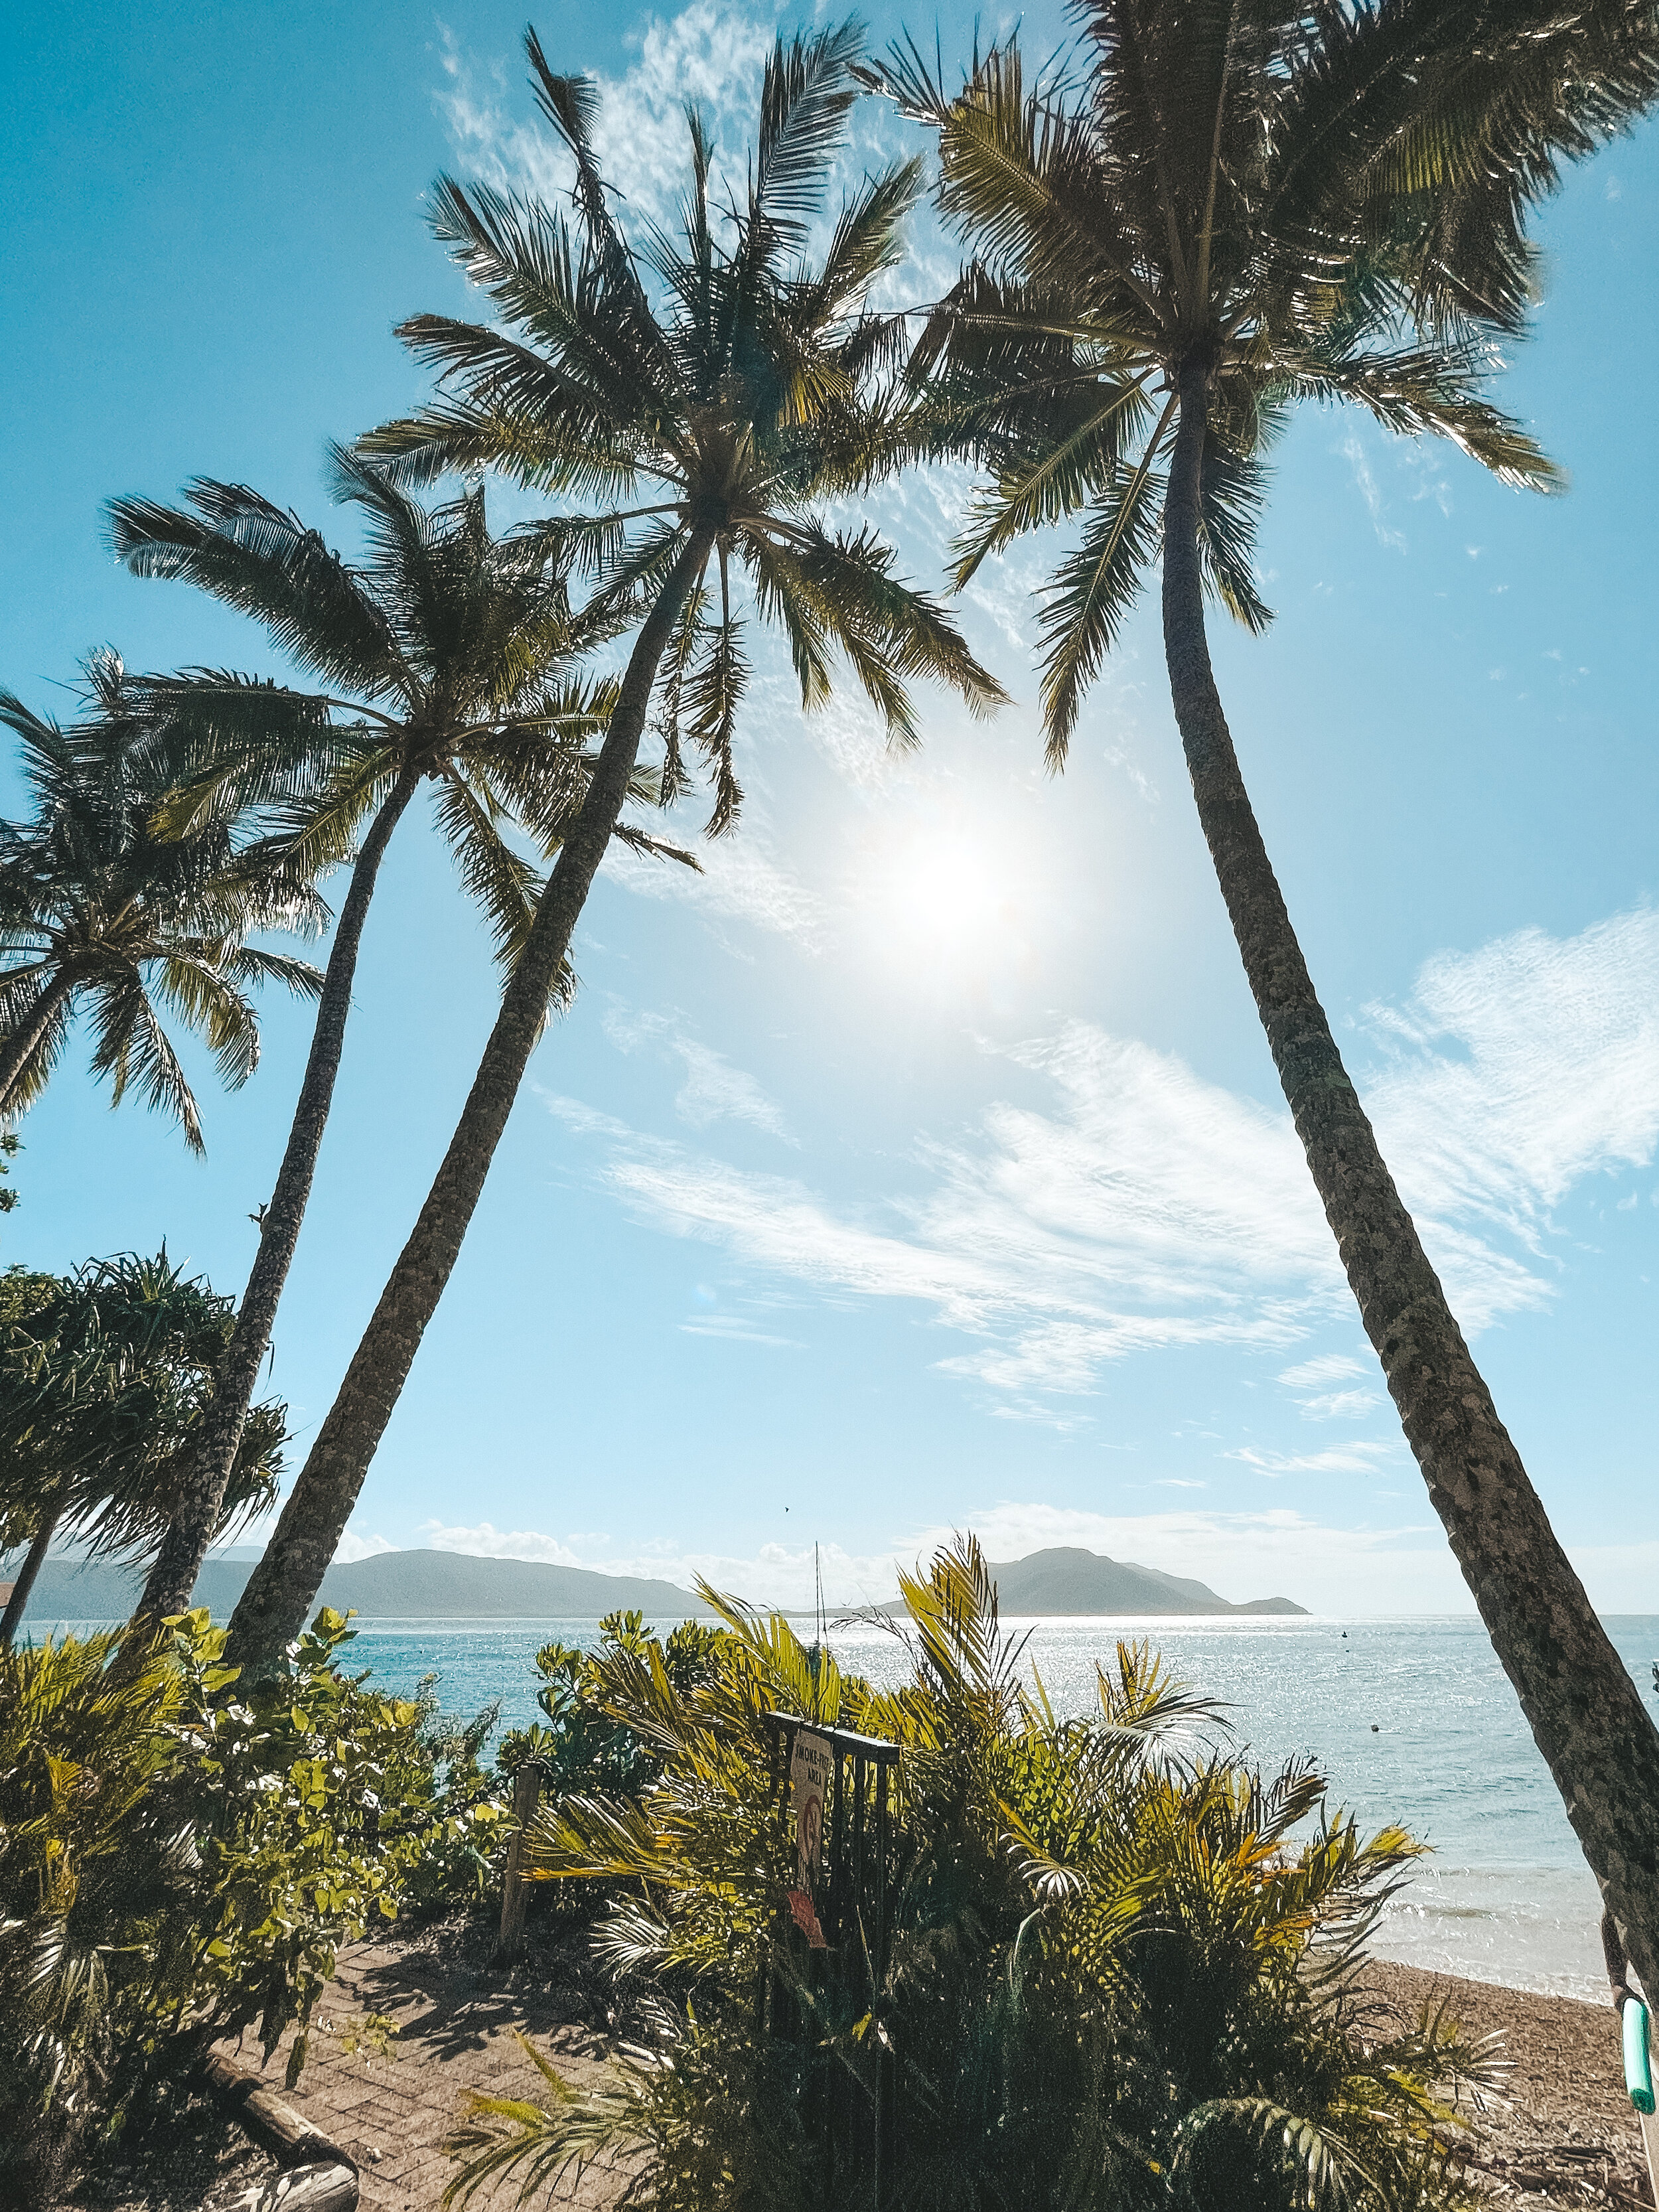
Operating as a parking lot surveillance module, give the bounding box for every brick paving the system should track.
[211,1923,637,2210]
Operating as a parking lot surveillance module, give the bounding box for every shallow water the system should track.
[39,1609,1659,1999]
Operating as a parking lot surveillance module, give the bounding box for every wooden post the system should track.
[494,1761,543,1968]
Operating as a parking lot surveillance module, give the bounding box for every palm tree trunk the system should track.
[226,530,714,1674]
[1,1500,64,1648]
[0,972,76,1119]
[1161,354,1659,1999]
[127,767,425,1631]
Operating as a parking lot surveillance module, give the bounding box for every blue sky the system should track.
[5,0,1657,1614]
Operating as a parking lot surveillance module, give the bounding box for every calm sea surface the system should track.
[40,1610,1659,2000]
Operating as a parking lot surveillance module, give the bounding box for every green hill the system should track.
[11,1547,707,1625]
[880,1546,1307,1617]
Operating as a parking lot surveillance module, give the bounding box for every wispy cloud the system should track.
[604,1007,792,1139]
[417,1518,584,1566]
[539,907,1659,1424]
[334,1526,395,1564]
[1362,907,1659,1244]
[1295,1388,1383,1422]
[1340,433,1407,553]
[413,1502,1458,1613]
[435,2,778,228]
[602,825,824,943]
[1227,1442,1396,1477]
[1277,1354,1366,1390]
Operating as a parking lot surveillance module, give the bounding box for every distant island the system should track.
[877,1546,1307,1618]
[17,1548,709,1625]
[15,1540,1306,1627]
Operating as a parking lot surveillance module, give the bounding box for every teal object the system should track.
[1624,2000,1655,2115]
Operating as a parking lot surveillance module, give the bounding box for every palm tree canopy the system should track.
[0,1252,285,1563]
[865,0,1658,752]
[0,651,324,1148]
[358,20,1007,832]
[107,451,687,1002]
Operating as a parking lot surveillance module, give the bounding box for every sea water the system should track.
[37,1609,1659,2000]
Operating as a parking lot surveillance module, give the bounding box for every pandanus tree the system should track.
[106,449,650,1627]
[0,1254,285,1647]
[0,649,323,1146]
[866,1,1659,1990]
[224,21,1005,1671]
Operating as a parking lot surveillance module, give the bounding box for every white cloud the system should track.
[418,1518,583,1566]
[334,1527,395,1564]
[1278,1354,1366,1390]
[1363,907,1659,1243]
[436,2,778,230]
[1227,1443,1397,1477]
[571,1504,1470,1615]
[603,829,824,942]
[1341,433,1407,553]
[1296,1388,1382,1422]
[679,1310,802,1346]
[543,909,1659,1422]
[603,1007,792,1138]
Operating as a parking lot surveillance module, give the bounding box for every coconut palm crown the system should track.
[0,650,323,1149]
[860,0,1652,748]
[865,0,1659,2003]
[225,22,1006,1673]
[361,20,1006,826]
[106,449,659,1628]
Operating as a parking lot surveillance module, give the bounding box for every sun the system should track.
[884,838,1005,952]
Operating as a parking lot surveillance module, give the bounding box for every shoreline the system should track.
[1363,1960,1650,2206]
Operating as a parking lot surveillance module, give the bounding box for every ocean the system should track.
[38,1609,1659,2001]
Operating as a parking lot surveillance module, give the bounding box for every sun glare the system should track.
[854,817,1048,990]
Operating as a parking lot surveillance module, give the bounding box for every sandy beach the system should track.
[1364,1962,1652,2206]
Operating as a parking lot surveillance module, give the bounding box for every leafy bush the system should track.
[498,1610,726,1800]
[448,1540,1498,2212]
[0,1607,502,2207]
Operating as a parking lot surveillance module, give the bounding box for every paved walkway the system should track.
[214,1931,635,2210]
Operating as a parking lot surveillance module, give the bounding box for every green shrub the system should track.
[0,1607,502,2207]
[447,1540,1497,2212]
[498,1611,726,1800]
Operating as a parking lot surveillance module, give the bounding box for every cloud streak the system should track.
[540,907,1659,1423]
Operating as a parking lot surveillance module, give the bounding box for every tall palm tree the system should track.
[867,1,1659,1992]
[106,450,649,1626]
[0,649,323,1146]
[0,1253,285,1647]
[224,21,1006,1672]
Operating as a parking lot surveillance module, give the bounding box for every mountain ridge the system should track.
[877,1546,1306,1617]
[11,1542,1307,1625]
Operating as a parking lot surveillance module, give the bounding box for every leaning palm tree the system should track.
[0,649,322,1146]
[866,1,1659,1991]
[224,21,1005,1670]
[106,449,652,1625]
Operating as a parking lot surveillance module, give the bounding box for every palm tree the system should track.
[106,450,647,1626]
[865,1,1659,1992]
[0,648,323,1146]
[224,21,1005,1672]
[0,1253,285,1647]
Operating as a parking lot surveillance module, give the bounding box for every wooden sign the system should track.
[790,1728,832,1897]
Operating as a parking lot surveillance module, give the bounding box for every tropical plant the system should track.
[860,1,1659,2000]
[106,450,654,1627]
[226,20,1005,1673]
[0,1252,284,1648]
[496,1610,727,1796]
[0,1606,502,2208]
[0,646,323,1142]
[446,1538,1498,2211]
